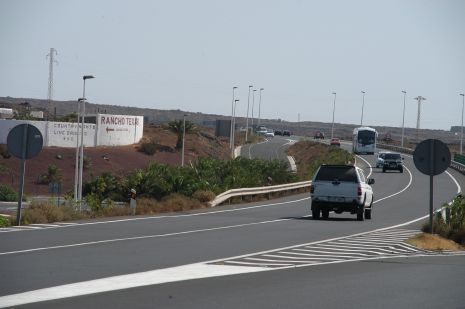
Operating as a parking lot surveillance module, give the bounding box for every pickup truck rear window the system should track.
[315,166,358,182]
[384,153,401,160]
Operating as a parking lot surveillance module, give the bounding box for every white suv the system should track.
[310,165,375,221]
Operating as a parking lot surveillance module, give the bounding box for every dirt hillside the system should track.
[0,125,230,197]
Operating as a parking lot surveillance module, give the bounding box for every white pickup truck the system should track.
[310,165,375,221]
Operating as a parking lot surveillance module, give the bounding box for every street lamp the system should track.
[231,99,239,158]
[245,85,253,142]
[401,90,407,147]
[360,91,365,126]
[251,89,257,132]
[75,75,94,207]
[460,93,465,154]
[258,88,264,127]
[331,92,336,139]
[182,114,187,166]
[229,87,238,149]
[414,96,426,142]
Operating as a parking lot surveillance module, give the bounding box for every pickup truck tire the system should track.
[364,208,372,220]
[399,167,403,173]
[312,208,320,220]
[357,205,364,221]
[322,209,330,220]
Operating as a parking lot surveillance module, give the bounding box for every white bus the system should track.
[353,127,377,154]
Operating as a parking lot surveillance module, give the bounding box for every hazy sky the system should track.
[1,0,464,130]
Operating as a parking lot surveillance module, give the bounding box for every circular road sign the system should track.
[7,124,43,159]
[413,139,451,176]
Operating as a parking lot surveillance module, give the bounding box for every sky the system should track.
[1,0,464,130]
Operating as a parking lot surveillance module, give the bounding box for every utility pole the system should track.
[46,48,58,120]
[414,96,426,142]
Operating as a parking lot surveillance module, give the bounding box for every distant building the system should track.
[0,108,14,119]
[30,111,44,119]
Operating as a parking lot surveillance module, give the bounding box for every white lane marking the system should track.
[0,196,311,233]
[373,165,413,204]
[355,155,373,178]
[0,218,295,256]
[2,225,464,307]
[0,263,267,309]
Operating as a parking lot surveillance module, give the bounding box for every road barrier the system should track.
[377,143,465,175]
[209,180,311,207]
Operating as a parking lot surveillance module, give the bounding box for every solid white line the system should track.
[292,248,371,257]
[0,263,267,308]
[0,218,292,256]
[355,155,373,178]
[1,195,312,233]
[373,165,413,204]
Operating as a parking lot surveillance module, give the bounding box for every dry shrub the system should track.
[192,190,215,203]
[406,233,464,251]
[159,193,205,213]
[21,203,87,224]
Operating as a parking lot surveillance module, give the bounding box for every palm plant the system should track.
[168,119,196,149]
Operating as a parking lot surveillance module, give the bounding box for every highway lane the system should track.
[0,140,463,307]
[240,136,295,161]
[24,255,463,309]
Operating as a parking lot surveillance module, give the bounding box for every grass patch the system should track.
[287,141,354,180]
[406,233,465,251]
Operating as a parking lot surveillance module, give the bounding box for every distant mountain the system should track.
[0,96,458,146]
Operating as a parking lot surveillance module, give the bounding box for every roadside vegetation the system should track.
[287,140,354,180]
[0,156,297,226]
[418,194,465,247]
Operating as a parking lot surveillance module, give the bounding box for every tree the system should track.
[167,119,196,149]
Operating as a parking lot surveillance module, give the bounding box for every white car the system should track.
[265,131,274,137]
[375,151,390,168]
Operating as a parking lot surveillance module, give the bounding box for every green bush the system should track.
[422,195,465,245]
[0,185,17,202]
[83,157,297,205]
[0,216,10,227]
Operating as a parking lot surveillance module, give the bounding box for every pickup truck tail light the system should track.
[357,185,362,196]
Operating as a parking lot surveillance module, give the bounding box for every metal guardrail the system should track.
[209,180,312,207]
[377,143,465,175]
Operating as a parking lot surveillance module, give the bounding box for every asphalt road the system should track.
[1,138,464,308]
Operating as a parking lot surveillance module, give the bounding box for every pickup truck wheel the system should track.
[399,167,403,173]
[312,208,320,220]
[357,207,364,221]
[364,208,372,220]
[382,167,386,173]
[322,209,329,220]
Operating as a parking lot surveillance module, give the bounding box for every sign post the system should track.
[7,124,43,226]
[413,139,451,234]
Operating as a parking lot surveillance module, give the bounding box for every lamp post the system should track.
[76,75,94,207]
[229,87,238,149]
[460,93,465,154]
[360,91,366,126]
[74,99,82,203]
[182,114,187,167]
[258,88,264,127]
[245,85,253,142]
[414,96,426,142]
[401,90,407,147]
[251,89,257,132]
[231,99,239,158]
[331,92,336,139]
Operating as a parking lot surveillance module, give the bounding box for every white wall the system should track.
[0,114,144,147]
[96,114,144,146]
[47,122,96,147]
